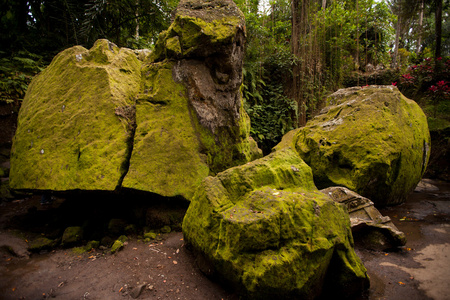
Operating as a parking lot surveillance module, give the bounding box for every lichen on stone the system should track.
[28,237,56,252]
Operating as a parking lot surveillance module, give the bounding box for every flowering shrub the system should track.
[427,80,450,117]
[428,81,450,98]
[398,57,450,98]
[400,73,415,86]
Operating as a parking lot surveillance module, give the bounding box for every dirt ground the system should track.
[0,179,448,300]
[0,195,238,300]
[1,102,449,300]
[356,179,450,300]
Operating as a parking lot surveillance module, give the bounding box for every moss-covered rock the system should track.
[275,86,430,206]
[144,231,157,240]
[160,225,171,234]
[183,148,369,299]
[122,0,261,197]
[72,240,99,254]
[28,237,57,252]
[121,61,210,198]
[152,0,245,61]
[10,39,141,191]
[118,235,128,243]
[111,239,124,254]
[10,0,260,199]
[62,226,83,246]
[85,240,100,251]
[152,0,261,172]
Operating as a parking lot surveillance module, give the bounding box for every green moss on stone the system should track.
[275,86,430,206]
[111,239,124,254]
[62,226,83,246]
[72,246,87,254]
[144,231,157,240]
[152,3,244,62]
[72,240,99,255]
[183,147,369,298]
[165,36,182,58]
[28,237,56,252]
[160,225,171,233]
[11,0,259,200]
[86,240,100,250]
[10,39,141,191]
[118,235,128,243]
[121,61,210,199]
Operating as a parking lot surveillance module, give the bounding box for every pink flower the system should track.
[437,57,442,61]
[392,82,397,86]
[429,85,438,92]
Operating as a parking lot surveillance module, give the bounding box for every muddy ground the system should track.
[357,179,450,300]
[0,179,448,300]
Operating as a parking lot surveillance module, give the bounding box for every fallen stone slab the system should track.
[321,186,406,250]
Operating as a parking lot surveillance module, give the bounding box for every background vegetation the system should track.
[1,0,449,153]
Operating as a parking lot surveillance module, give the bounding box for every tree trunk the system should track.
[17,0,28,33]
[416,0,424,54]
[135,0,140,40]
[291,0,305,127]
[392,14,401,68]
[435,0,442,72]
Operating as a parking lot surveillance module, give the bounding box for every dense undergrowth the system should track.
[1,50,449,142]
[0,51,46,105]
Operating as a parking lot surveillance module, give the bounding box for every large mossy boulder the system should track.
[275,86,430,206]
[183,148,369,299]
[10,0,260,199]
[10,40,140,191]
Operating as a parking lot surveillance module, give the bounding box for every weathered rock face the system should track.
[275,86,430,206]
[154,0,246,136]
[10,0,261,199]
[182,148,369,299]
[152,0,255,170]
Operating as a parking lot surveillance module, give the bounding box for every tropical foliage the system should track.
[0,0,449,150]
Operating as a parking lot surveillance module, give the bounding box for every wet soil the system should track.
[357,179,450,300]
[0,180,448,300]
